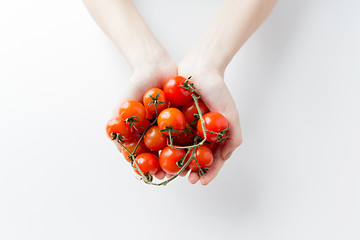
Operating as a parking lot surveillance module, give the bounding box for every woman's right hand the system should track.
[112,56,177,180]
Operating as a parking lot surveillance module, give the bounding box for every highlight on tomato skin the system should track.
[106,117,133,140]
[157,108,186,136]
[132,153,160,176]
[143,88,168,115]
[197,112,229,142]
[182,99,209,123]
[163,76,192,107]
[159,146,186,174]
[118,100,146,123]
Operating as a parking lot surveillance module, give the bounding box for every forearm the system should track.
[83,0,171,70]
[184,0,277,73]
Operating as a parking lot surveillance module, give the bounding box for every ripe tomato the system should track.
[174,122,195,146]
[134,109,153,133]
[163,76,192,106]
[159,146,186,174]
[157,108,186,136]
[143,88,168,115]
[119,100,146,123]
[144,125,167,151]
[197,112,229,142]
[105,117,133,140]
[121,137,149,162]
[182,99,209,123]
[132,153,160,176]
[187,146,214,172]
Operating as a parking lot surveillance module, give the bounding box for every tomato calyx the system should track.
[110,132,127,144]
[146,92,164,115]
[141,173,153,183]
[176,158,187,168]
[197,167,209,177]
[132,164,154,183]
[159,125,185,135]
[180,76,200,96]
[205,127,230,142]
[124,116,141,131]
[190,113,200,126]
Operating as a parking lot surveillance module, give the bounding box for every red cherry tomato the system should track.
[182,99,209,123]
[159,146,186,174]
[121,137,149,162]
[119,100,146,123]
[174,122,195,146]
[197,112,229,142]
[144,125,168,151]
[163,76,192,106]
[157,108,186,136]
[143,88,168,115]
[132,153,160,176]
[187,146,214,172]
[105,117,133,140]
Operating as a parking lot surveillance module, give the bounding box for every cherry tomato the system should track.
[174,122,195,146]
[144,125,167,151]
[143,88,168,115]
[182,99,209,123]
[197,112,229,142]
[121,137,149,162]
[163,76,192,106]
[187,146,214,172]
[159,146,186,174]
[105,117,133,140]
[132,153,160,176]
[119,100,146,123]
[157,108,186,136]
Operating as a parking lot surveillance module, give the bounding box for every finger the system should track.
[188,171,200,184]
[200,142,225,186]
[221,114,242,160]
[155,170,166,180]
[166,173,173,178]
[179,169,188,177]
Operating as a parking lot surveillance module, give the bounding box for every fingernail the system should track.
[224,151,233,160]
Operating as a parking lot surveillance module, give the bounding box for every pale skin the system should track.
[83,0,277,185]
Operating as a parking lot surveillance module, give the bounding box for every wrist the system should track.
[133,53,176,75]
[180,48,229,76]
[179,50,227,80]
[128,40,173,70]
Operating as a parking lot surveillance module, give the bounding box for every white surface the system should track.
[1,0,360,239]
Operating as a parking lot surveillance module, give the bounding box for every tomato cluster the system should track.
[106,76,229,185]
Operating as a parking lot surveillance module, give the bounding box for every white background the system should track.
[1,0,359,239]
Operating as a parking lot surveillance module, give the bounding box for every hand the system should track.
[113,58,177,180]
[178,61,242,185]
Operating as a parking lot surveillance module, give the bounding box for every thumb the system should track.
[221,116,242,160]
